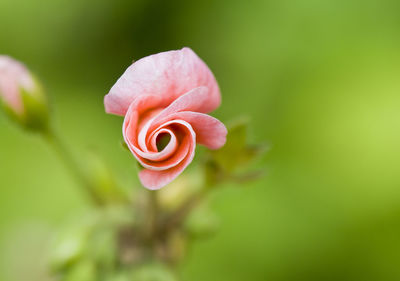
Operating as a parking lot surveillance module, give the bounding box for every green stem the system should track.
[142,190,160,260]
[149,191,159,245]
[150,191,159,231]
[43,128,102,205]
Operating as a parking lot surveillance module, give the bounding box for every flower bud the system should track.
[0,55,49,132]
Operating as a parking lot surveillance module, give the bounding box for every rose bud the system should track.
[105,48,227,189]
[0,55,49,131]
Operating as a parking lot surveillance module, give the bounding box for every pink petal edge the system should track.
[104,48,220,116]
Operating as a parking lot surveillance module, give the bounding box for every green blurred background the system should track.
[1,0,400,280]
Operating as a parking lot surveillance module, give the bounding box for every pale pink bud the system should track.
[0,55,48,131]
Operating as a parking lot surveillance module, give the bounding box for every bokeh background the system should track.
[1,0,400,280]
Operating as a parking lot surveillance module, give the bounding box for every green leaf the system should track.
[211,118,251,172]
[205,117,267,186]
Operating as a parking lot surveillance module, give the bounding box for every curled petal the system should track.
[150,111,227,150]
[129,120,193,171]
[123,98,197,186]
[123,94,163,148]
[104,48,220,116]
[166,112,227,149]
[147,87,227,149]
[138,120,196,190]
[153,86,211,120]
[132,129,178,162]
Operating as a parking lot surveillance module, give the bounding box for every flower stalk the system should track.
[43,128,103,206]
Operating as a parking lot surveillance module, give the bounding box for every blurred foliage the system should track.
[131,263,178,281]
[50,206,135,280]
[184,202,220,239]
[205,118,266,185]
[1,0,400,280]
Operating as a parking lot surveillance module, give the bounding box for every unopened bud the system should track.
[0,55,49,132]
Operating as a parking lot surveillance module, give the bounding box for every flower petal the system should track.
[171,112,227,149]
[104,48,220,116]
[123,94,163,147]
[124,104,194,171]
[151,111,227,150]
[153,86,211,119]
[138,120,196,190]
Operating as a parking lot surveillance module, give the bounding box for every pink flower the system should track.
[0,55,38,115]
[104,48,227,189]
